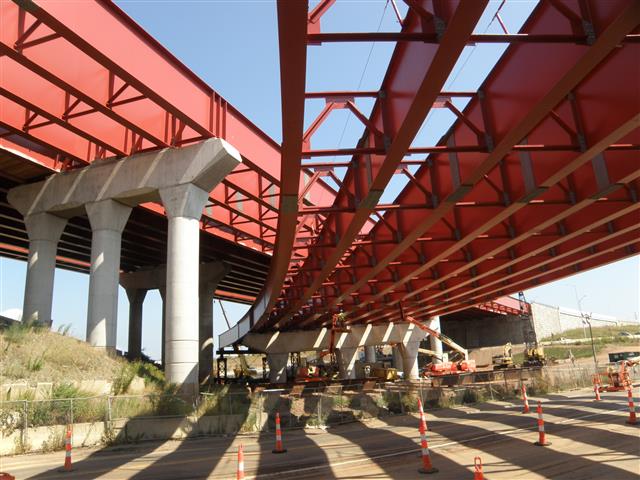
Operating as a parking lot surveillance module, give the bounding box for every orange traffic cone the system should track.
[521,384,530,413]
[626,386,637,425]
[474,456,484,480]
[534,401,551,446]
[237,444,245,480]
[58,425,74,472]
[272,412,287,453]
[594,383,601,401]
[417,399,438,474]
[0,473,16,480]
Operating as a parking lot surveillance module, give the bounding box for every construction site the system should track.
[0,0,639,479]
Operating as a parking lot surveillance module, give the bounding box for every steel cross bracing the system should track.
[0,0,336,257]
[228,0,640,341]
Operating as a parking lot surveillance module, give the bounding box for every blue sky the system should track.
[2,1,638,360]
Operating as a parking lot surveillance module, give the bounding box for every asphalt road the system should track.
[3,387,639,479]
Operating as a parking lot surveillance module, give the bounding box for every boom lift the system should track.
[404,315,476,375]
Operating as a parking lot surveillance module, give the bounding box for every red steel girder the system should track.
[298,0,640,328]
[0,0,335,254]
[268,0,489,330]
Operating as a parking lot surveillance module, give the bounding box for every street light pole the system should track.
[583,315,598,372]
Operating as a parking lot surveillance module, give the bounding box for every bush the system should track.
[462,388,485,404]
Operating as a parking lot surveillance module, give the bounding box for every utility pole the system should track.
[582,314,598,372]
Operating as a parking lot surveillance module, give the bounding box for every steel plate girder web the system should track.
[0,0,335,252]
[269,0,488,330]
[231,0,309,335]
[423,236,640,319]
[368,238,640,325]
[316,0,640,327]
[345,141,640,325]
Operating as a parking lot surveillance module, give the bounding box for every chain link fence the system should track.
[2,363,638,453]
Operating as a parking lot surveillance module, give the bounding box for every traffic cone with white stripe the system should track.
[594,383,601,401]
[474,456,484,480]
[237,444,245,480]
[626,386,637,425]
[521,384,530,413]
[58,425,74,472]
[272,412,287,453]
[533,401,551,446]
[417,399,438,474]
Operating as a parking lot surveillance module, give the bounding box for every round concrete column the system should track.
[126,288,147,359]
[85,200,132,352]
[158,287,167,367]
[160,184,209,393]
[400,342,420,380]
[198,287,215,383]
[22,213,68,326]
[336,347,359,380]
[429,316,443,364]
[364,345,377,363]
[267,353,289,384]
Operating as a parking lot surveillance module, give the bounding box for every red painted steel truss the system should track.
[1,1,638,340]
[0,0,334,257]
[246,0,640,334]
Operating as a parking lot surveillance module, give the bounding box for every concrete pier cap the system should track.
[8,138,242,391]
[243,322,428,381]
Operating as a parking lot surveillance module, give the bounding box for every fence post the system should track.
[107,396,112,424]
[23,400,28,450]
[317,393,322,426]
[398,391,404,414]
[70,398,74,426]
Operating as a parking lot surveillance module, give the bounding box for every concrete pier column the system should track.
[159,184,209,392]
[336,347,359,380]
[21,213,67,326]
[126,288,147,359]
[86,200,132,352]
[267,353,289,384]
[198,286,215,383]
[400,342,420,380]
[159,287,166,368]
[392,345,402,369]
[429,316,444,364]
[364,345,377,363]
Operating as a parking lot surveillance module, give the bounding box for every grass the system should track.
[542,324,640,341]
[0,322,126,385]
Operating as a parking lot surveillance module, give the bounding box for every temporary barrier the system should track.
[521,384,530,413]
[417,399,438,474]
[474,456,484,480]
[272,412,287,453]
[626,387,637,425]
[58,425,74,472]
[237,444,245,480]
[534,401,551,446]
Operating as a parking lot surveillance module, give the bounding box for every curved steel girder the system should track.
[219,0,310,346]
[335,158,640,325]
[292,0,640,328]
[268,0,489,330]
[362,237,639,325]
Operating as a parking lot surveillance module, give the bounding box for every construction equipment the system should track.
[519,292,546,367]
[404,315,476,376]
[492,342,515,370]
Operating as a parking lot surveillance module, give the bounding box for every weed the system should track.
[27,353,45,372]
[462,388,485,404]
[56,324,72,336]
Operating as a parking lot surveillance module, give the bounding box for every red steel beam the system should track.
[234,0,310,332]
[269,1,488,330]
[305,1,640,328]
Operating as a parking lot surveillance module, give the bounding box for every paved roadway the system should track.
[3,388,639,479]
